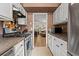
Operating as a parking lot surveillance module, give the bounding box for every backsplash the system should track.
[53,23,67,33]
[19,25,28,32]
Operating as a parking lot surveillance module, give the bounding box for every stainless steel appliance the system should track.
[24,34,32,56]
[68,3,79,56]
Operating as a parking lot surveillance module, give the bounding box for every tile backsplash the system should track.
[54,23,67,33]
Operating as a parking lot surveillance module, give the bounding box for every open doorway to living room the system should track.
[33,13,48,47]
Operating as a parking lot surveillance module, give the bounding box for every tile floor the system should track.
[32,34,52,56]
[31,47,52,56]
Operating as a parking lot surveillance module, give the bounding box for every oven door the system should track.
[24,36,32,56]
[24,38,31,56]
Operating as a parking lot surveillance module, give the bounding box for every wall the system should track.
[27,12,33,31]
[19,25,27,32]
[48,12,53,30]
[18,15,28,32]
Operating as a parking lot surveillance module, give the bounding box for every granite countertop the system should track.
[0,37,25,55]
[48,32,68,42]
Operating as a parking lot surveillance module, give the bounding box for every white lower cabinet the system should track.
[47,33,67,56]
[52,38,57,55]
[52,37,67,56]
[53,3,69,25]
[15,47,24,56]
[47,34,53,50]
[14,40,24,56]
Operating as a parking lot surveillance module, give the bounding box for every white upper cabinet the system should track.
[61,3,68,22]
[53,3,69,25]
[12,3,26,16]
[0,3,13,21]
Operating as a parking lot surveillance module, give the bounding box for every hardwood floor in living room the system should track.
[34,34,46,47]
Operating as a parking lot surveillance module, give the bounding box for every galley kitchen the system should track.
[0,3,79,56]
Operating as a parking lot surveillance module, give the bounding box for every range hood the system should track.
[13,7,26,18]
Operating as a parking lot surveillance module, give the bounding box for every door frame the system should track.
[33,13,48,48]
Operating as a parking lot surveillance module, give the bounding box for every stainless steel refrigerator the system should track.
[68,3,79,56]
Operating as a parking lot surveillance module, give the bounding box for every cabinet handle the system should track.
[60,44,63,46]
[66,18,68,20]
[56,45,59,47]
[21,44,23,46]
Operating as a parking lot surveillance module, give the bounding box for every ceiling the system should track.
[22,3,60,12]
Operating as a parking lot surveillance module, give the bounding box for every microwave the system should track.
[51,27,63,33]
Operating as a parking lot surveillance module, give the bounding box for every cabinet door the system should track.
[56,38,67,56]
[14,40,24,56]
[53,12,55,24]
[55,37,61,56]
[15,45,24,56]
[53,38,57,56]
[58,39,67,56]
[56,7,60,24]
[47,34,50,47]
[53,10,57,25]
[53,3,69,25]
[0,3,13,21]
[21,7,26,16]
[53,5,60,25]
[48,35,51,49]
[51,36,54,53]
[12,3,20,10]
[61,3,68,23]
[47,34,49,47]
[58,4,63,24]
[49,35,53,50]
[52,37,67,56]
[47,34,52,50]
[54,10,57,24]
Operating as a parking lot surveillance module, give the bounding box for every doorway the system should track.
[33,13,48,47]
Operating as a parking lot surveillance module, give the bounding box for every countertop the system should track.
[0,37,25,55]
[48,32,68,42]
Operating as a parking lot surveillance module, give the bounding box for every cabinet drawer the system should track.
[58,39,67,50]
